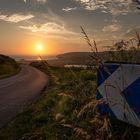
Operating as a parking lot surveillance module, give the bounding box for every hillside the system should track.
[0,54,19,78]
[47,52,110,66]
[47,51,140,67]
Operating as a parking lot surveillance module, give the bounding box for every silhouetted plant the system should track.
[109,31,140,63]
[109,40,137,62]
[80,26,103,69]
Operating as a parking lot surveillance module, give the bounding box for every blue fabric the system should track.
[123,77,140,118]
[96,90,116,118]
[97,64,119,86]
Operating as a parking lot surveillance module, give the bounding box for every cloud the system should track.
[74,0,134,15]
[23,0,47,4]
[101,10,108,13]
[19,22,77,37]
[36,0,47,4]
[62,7,77,12]
[103,24,122,32]
[123,26,140,37]
[20,23,64,32]
[24,0,27,3]
[0,14,34,23]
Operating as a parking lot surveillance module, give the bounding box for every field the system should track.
[0,62,140,140]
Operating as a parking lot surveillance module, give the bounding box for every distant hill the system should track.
[47,51,140,67]
[0,54,18,65]
[47,52,110,66]
[0,54,19,78]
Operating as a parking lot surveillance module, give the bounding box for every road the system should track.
[0,65,48,128]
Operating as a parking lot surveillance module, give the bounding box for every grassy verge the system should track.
[0,63,140,140]
[0,66,21,79]
[0,54,20,79]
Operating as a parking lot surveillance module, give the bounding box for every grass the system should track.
[0,55,20,79]
[0,62,140,140]
[0,65,21,79]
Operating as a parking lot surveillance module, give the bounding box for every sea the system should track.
[10,55,58,61]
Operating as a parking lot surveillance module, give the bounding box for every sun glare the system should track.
[35,43,44,52]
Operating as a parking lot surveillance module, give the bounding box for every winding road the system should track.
[0,65,48,128]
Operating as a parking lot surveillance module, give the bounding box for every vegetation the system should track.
[0,54,20,79]
[0,61,140,140]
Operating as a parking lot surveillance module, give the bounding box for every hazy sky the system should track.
[0,0,140,55]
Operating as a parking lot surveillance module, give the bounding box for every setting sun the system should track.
[35,43,44,52]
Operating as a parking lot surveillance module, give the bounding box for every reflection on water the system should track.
[10,55,58,61]
[37,56,42,61]
[64,65,87,69]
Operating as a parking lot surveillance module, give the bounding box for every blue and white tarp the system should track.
[96,62,140,127]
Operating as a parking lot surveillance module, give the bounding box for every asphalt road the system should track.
[0,65,48,128]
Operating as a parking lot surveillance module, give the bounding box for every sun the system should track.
[35,43,44,53]
[36,43,44,51]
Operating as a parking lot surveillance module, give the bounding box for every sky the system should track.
[0,0,140,55]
